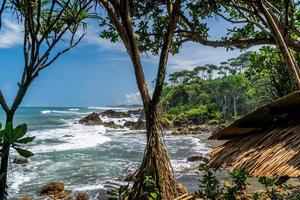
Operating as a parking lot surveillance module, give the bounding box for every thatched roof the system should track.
[209,91,300,177]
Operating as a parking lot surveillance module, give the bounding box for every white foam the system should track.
[72,184,104,191]
[40,109,82,115]
[28,124,110,153]
[9,171,31,194]
[69,108,80,111]
[41,110,51,114]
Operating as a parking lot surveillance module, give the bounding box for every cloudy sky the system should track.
[0,16,246,107]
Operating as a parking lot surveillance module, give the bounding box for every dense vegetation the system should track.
[160,47,299,126]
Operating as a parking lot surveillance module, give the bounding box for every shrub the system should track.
[198,160,220,200]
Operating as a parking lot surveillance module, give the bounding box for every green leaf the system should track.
[13,147,34,158]
[4,122,13,143]
[16,136,35,144]
[13,124,27,141]
[150,192,157,200]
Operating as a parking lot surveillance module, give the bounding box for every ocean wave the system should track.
[40,110,81,115]
[41,110,51,114]
[69,108,80,111]
[28,124,110,153]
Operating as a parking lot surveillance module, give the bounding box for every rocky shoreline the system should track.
[78,108,221,136]
[14,109,223,199]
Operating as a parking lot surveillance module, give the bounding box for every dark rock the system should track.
[103,121,121,129]
[63,135,74,138]
[100,109,129,118]
[41,182,65,195]
[137,110,145,122]
[76,192,89,200]
[13,156,28,164]
[187,155,208,162]
[173,118,189,127]
[127,109,143,116]
[123,121,146,130]
[79,112,103,126]
[124,172,137,182]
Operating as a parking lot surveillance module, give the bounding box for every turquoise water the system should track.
[0,107,210,199]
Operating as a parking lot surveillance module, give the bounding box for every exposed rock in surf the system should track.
[124,172,137,182]
[100,109,129,118]
[75,192,89,200]
[79,112,103,126]
[41,182,65,195]
[127,109,143,116]
[123,121,146,130]
[137,110,145,122]
[63,134,74,138]
[13,156,28,164]
[171,125,214,135]
[187,155,208,162]
[103,121,121,129]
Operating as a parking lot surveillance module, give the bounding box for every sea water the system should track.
[0,107,210,198]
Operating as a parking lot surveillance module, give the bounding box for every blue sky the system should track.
[0,17,246,107]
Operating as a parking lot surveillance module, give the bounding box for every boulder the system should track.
[124,172,137,182]
[103,121,121,129]
[127,109,143,116]
[123,121,146,130]
[41,182,65,195]
[187,155,208,162]
[100,109,129,118]
[63,135,74,138]
[13,156,28,164]
[173,118,189,127]
[76,192,89,200]
[79,112,103,126]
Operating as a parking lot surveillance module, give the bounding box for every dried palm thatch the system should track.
[209,91,300,177]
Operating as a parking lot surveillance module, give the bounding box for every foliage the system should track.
[0,123,34,158]
[107,185,131,200]
[258,177,283,200]
[198,160,220,200]
[228,169,248,191]
[143,176,159,200]
[252,191,262,200]
[160,52,257,125]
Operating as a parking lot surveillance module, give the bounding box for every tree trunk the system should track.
[0,113,14,200]
[233,97,237,118]
[131,105,177,200]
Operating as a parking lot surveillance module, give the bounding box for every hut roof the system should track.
[208,91,300,177]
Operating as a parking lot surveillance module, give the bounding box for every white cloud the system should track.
[125,92,142,104]
[167,42,242,71]
[81,23,125,52]
[0,19,23,48]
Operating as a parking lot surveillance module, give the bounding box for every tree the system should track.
[177,0,300,89]
[98,0,181,199]
[0,0,92,198]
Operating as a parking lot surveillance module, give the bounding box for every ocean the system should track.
[0,107,210,199]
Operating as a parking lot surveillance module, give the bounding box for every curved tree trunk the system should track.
[131,105,177,200]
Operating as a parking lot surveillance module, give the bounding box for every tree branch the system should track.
[0,90,9,114]
[152,0,181,106]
